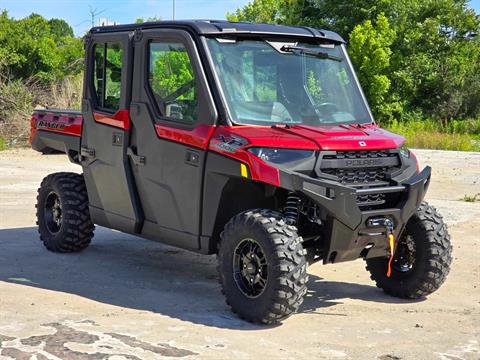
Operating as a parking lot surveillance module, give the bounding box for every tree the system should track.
[389,0,480,120]
[135,16,162,23]
[0,11,83,82]
[226,0,283,23]
[228,0,480,122]
[48,18,74,39]
[151,49,194,98]
[349,14,401,120]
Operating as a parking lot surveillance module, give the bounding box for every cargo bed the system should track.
[30,108,83,162]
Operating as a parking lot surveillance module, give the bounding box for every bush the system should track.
[0,11,83,150]
[0,76,33,146]
[0,66,82,148]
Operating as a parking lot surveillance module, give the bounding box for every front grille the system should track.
[323,150,395,160]
[322,167,389,184]
[318,150,401,207]
[355,193,386,206]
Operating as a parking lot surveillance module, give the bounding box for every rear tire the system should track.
[217,209,308,324]
[366,201,452,299]
[36,172,94,253]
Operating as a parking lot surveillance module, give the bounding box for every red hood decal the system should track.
[216,124,405,151]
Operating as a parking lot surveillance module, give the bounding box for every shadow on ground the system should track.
[0,226,416,329]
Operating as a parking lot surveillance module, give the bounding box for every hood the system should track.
[225,124,405,151]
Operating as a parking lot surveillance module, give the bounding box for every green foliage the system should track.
[48,18,74,39]
[135,16,162,23]
[227,0,282,23]
[0,11,83,82]
[388,117,480,135]
[150,47,194,99]
[228,0,480,124]
[0,137,6,151]
[0,11,83,147]
[385,118,480,151]
[105,44,123,108]
[389,0,480,121]
[306,71,323,104]
[349,14,399,120]
[461,193,480,202]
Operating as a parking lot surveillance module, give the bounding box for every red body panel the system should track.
[30,109,131,145]
[209,126,282,186]
[30,107,406,188]
[155,123,216,150]
[218,124,405,151]
[207,124,405,187]
[30,111,83,144]
[216,125,319,150]
[93,109,130,130]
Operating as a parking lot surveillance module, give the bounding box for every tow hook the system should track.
[367,218,396,278]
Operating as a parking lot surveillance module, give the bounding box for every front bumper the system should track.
[279,166,431,263]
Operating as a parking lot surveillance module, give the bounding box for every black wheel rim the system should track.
[233,239,268,298]
[392,234,416,273]
[44,191,62,234]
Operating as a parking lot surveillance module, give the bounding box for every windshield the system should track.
[206,38,373,126]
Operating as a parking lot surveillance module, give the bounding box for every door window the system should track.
[93,43,123,111]
[148,42,198,123]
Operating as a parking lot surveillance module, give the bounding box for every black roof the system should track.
[90,20,345,43]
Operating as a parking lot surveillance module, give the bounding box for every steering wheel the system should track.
[316,102,339,114]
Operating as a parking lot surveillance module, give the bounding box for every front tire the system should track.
[366,201,452,299]
[217,209,308,324]
[36,172,95,253]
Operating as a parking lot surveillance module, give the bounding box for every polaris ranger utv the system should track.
[30,20,452,324]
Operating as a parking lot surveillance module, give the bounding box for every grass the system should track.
[461,193,480,202]
[385,118,480,152]
[0,136,6,151]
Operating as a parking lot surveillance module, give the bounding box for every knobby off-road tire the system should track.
[366,201,452,299]
[217,209,308,324]
[36,172,94,252]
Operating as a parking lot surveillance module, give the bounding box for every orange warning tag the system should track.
[386,233,395,278]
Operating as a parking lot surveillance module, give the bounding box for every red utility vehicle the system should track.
[30,20,452,323]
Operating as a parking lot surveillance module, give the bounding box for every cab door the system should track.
[129,29,217,250]
[81,32,142,233]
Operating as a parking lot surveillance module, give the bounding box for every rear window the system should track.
[93,43,123,111]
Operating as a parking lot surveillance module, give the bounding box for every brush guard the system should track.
[279,166,431,263]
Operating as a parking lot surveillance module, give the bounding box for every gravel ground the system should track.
[0,148,479,360]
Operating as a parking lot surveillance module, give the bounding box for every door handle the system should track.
[80,146,95,161]
[185,149,200,166]
[127,147,146,166]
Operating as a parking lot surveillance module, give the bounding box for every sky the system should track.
[0,0,479,36]
[0,0,251,35]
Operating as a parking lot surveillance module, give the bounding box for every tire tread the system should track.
[217,209,308,324]
[366,201,452,298]
[36,172,94,253]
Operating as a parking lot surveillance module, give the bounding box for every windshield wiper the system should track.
[281,46,343,62]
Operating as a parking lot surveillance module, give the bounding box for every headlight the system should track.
[399,144,420,172]
[399,144,411,158]
[248,147,314,164]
